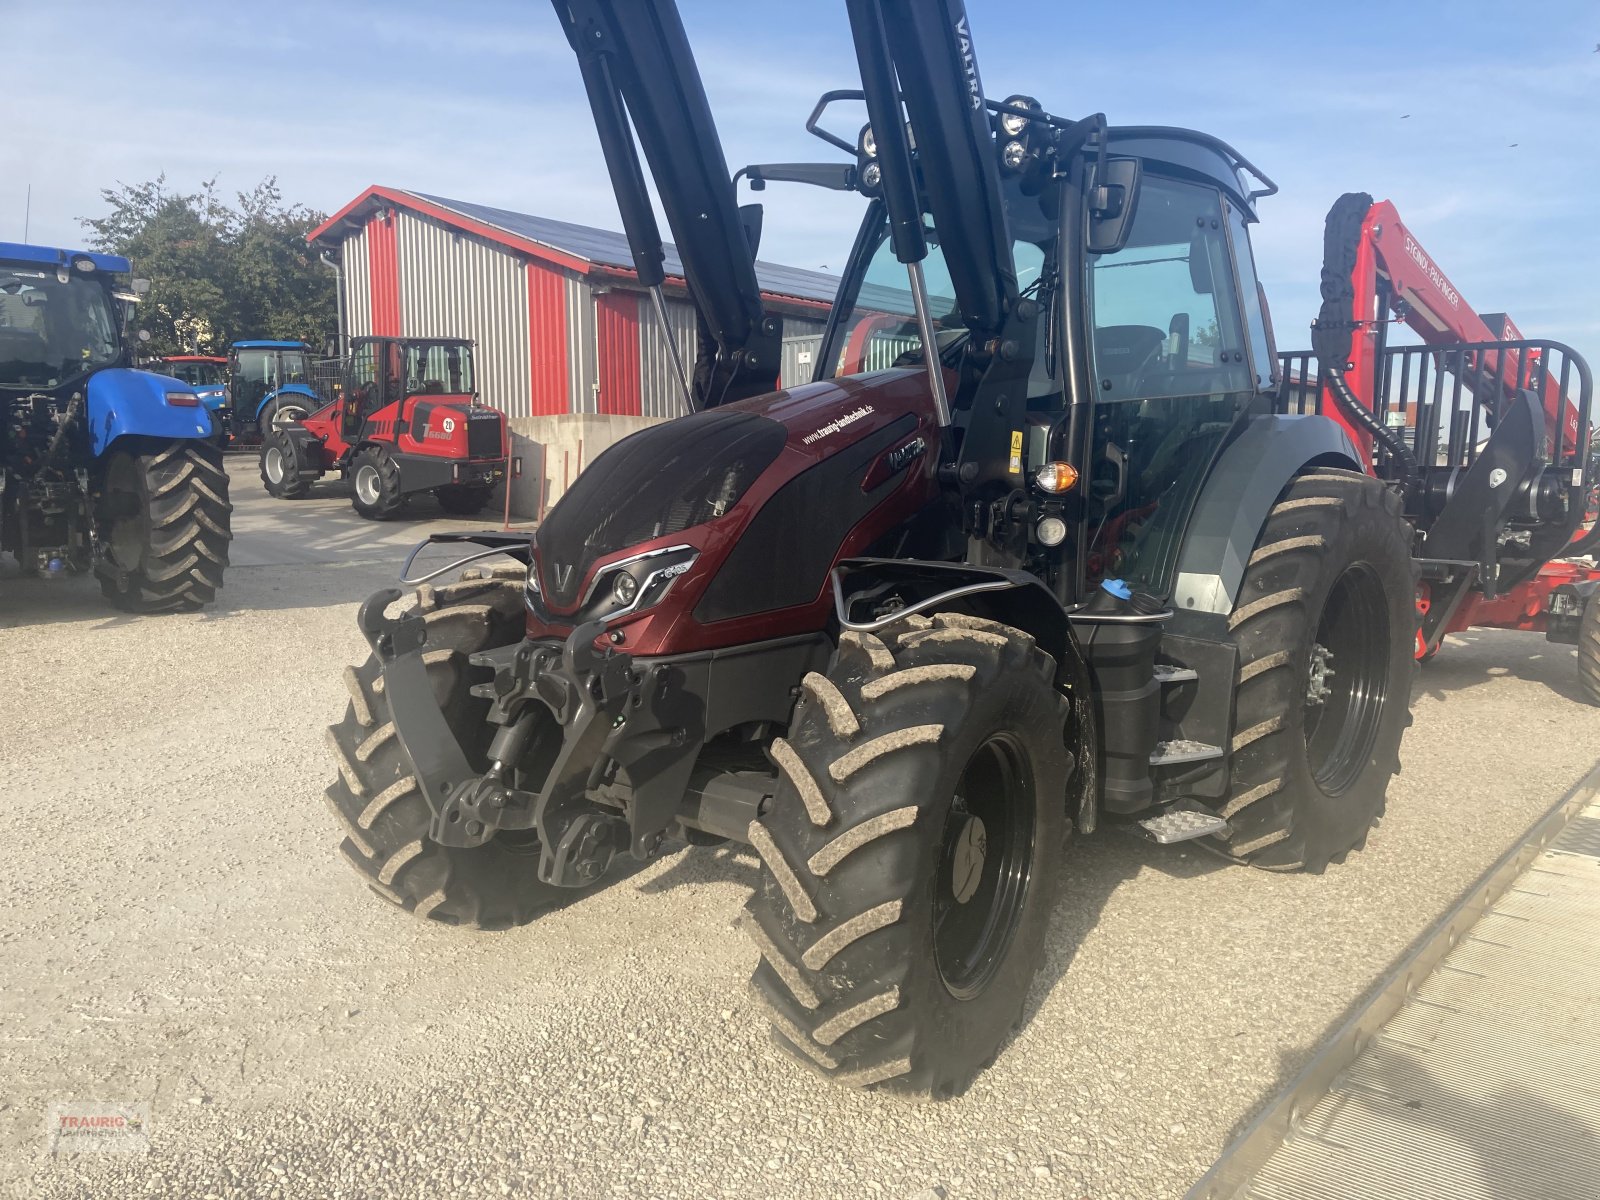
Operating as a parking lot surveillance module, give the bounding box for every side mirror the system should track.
[1086,158,1142,255]
[132,278,151,296]
[738,203,764,259]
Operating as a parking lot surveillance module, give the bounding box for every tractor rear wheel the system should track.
[1578,594,1600,706]
[1217,469,1415,871]
[350,446,405,520]
[435,483,494,516]
[325,569,575,928]
[259,430,311,499]
[744,613,1072,1097]
[258,395,311,437]
[95,437,232,613]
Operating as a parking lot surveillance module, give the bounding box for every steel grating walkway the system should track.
[1190,769,1600,1200]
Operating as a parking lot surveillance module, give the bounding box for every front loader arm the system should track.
[552,0,781,407]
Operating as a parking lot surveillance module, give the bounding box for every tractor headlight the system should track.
[1001,140,1028,171]
[588,545,698,622]
[859,124,877,158]
[860,161,883,189]
[997,94,1040,137]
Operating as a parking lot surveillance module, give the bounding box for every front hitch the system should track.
[356,589,486,844]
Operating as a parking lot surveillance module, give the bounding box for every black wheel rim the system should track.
[1304,562,1390,796]
[932,734,1036,1000]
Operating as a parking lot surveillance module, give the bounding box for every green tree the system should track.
[80,175,335,357]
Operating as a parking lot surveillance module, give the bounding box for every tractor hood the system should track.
[529,369,940,654]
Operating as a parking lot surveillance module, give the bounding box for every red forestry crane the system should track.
[1303,192,1598,695]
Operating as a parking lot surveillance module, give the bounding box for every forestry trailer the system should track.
[320,0,1592,1097]
[0,242,232,611]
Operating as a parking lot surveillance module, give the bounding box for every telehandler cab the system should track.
[320,0,1588,1096]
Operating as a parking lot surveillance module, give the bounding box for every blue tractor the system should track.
[225,339,322,440]
[0,242,232,611]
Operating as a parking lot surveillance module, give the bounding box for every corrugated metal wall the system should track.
[393,210,533,417]
[638,294,699,418]
[595,291,642,415]
[342,224,372,340]
[333,200,836,420]
[367,213,402,337]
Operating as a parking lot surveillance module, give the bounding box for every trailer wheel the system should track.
[744,613,1073,1097]
[1578,594,1600,706]
[95,437,232,613]
[259,430,311,499]
[1219,469,1415,871]
[435,483,493,516]
[326,570,574,928]
[350,446,405,520]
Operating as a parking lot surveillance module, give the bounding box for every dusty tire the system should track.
[325,569,571,928]
[435,483,493,516]
[95,437,232,613]
[744,613,1073,1098]
[259,430,311,499]
[1218,469,1415,871]
[350,446,405,520]
[1579,595,1600,706]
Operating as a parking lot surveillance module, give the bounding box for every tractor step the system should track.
[1137,805,1232,845]
[1152,663,1198,684]
[1149,739,1224,767]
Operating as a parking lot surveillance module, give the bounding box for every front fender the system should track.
[1171,414,1363,616]
[86,369,215,456]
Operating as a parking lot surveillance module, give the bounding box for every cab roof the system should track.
[232,340,310,350]
[0,242,131,274]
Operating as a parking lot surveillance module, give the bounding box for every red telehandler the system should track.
[1283,194,1599,701]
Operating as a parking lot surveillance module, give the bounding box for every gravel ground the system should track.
[2,462,1597,1200]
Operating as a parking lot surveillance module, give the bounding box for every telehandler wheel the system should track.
[259,430,311,499]
[435,483,494,516]
[1578,595,1600,706]
[350,446,406,520]
[95,437,232,613]
[326,568,575,929]
[1218,468,1415,872]
[744,613,1072,1098]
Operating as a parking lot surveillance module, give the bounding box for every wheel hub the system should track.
[950,815,988,905]
[265,447,284,484]
[1306,642,1336,706]
[355,465,380,506]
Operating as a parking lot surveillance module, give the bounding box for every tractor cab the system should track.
[227,339,320,438]
[338,335,477,439]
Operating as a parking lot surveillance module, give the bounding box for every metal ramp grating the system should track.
[1239,800,1600,1200]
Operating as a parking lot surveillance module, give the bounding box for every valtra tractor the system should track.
[259,334,507,519]
[320,0,1591,1096]
[0,242,232,611]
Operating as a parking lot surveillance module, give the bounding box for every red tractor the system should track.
[258,335,507,519]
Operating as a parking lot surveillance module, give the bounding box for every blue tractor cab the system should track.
[0,241,231,609]
[226,339,322,439]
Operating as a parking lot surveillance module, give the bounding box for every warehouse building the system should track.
[307,187,839,513]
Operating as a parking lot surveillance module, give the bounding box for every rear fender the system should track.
[253,384,321,421]
[86,368,214,456]
[1172,414,1363,617]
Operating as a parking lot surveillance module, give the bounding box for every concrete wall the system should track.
[503,412,666,520]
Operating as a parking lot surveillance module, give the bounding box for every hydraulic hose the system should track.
[45,394,84,468]
[1324,367,1417,485]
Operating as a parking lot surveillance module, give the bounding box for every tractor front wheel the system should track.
[259,430,312,499]
[326,570,576,927]
[744,613,1072,1098]
[95,437,232,612]
[1218,469,1415,871]
[1578,594,1600,706]
[258,396,310,437]
[435,483,494,516]
[350,446,405,520]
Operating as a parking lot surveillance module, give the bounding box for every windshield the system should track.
[0,270,121,389]
[403,342,474,395]
[165,360,225,387]
[820,181,1056,395]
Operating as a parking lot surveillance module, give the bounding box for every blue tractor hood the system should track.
[87,369,215,454]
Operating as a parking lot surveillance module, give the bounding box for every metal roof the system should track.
[309,186,842,308]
